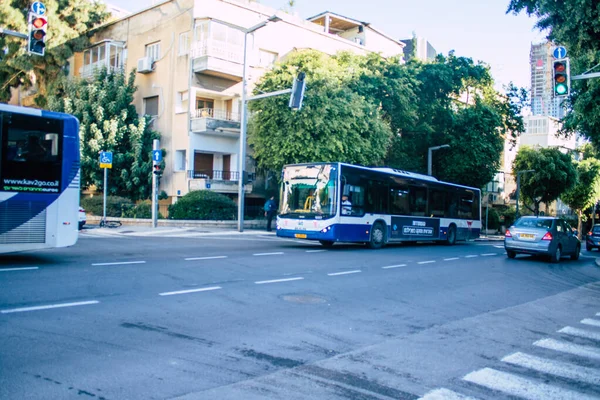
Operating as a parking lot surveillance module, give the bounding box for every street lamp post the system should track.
[515,169,535,219]
[237,16,281,232]
[428,144,450,176]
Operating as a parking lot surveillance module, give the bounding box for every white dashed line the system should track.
[581,318,600,327]
[481,253,497,256]
[91,261,146,266]
[253,252,284,256]
[255,277,304,284]
[444,257,459,261]
[382,264,407,269]
[419,388,479,400]
[185,256,227,261]
[328,270,361,276]
[159,286,222,296]
[464,255,478,258]
[418,260,435,265]
[0,267,39,272]
[1,300,99,314]
[494,245,505,249]
[305,249,327,253]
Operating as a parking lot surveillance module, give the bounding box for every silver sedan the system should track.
[504,216,580,263]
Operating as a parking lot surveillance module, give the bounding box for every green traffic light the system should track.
[555,84,567,95]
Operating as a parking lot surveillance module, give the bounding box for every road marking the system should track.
[463,367,594,400]
[91,261,146,266]
[185,256,227,261]
[481,253,497,256]
[255,277,304,285]
[328,270,361,276]
[534,338,600,360]
[559,326,600,341]
[1,300,99,314]
[502,352,600,386]
[597,312,600,317]
[444,257,459,261]
[494,245,505,249]
[306,249,327,253]
[253,252,284,256]
[418,260,435,265]
[382,264,407,269]
[464,255,478,258]
[130,228,191,236]
[159,286,222,296]
[0,267,39,272]
[419,388,479,400]
[581,318,600,327]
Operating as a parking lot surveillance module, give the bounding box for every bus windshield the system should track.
[280,164,337,218]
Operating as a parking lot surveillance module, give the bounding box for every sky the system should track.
[108,0,548,92]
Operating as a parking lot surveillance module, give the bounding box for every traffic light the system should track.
[153,164,162,176]
[289,72,306,110]
[28,12,47,56]
[553,58,570,97]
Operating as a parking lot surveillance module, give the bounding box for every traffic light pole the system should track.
[152,139,159,228]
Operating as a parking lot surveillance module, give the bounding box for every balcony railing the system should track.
[190,39,244,64]
[187,170,256,181]
[80,63,123,78]
[193,108,240,122]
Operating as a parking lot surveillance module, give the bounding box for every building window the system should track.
[178,32,189,56]
[258,49,278,67]
[145,42,161,62]
[144,96,159,126]
[175,91,188,114]
[175,150,186,171]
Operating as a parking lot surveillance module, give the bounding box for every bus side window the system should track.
[445,191,458,218]
[409,186,427,216]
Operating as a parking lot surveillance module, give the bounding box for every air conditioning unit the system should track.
[137,57,154,74]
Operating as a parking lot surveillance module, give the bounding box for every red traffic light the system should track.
[33,30,46,40]
[554,63,566,73]
[32,17,47,29]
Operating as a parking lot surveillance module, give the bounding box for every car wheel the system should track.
[550,245,562,263]
[367,222,386,249]
[571,244,581,261]
[319,240,334,248]
[446,225,457,246]
[507,250,516,259]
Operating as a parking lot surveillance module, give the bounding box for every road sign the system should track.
[152,150,162,163]
[99,151,113,169]
[553,46,567,59]
[31,2,46,15]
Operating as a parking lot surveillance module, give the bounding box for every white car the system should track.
[78,207,86,230]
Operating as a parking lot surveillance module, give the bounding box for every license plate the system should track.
[295,233,307,239]
[520,233,535,239]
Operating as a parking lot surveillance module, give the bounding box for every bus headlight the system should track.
[320,226,331,233]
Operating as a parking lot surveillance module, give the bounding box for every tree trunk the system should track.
[577,210,583,240]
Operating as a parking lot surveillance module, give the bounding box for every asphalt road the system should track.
[1,231,600,400]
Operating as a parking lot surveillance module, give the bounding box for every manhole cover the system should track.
[282,294,327,304]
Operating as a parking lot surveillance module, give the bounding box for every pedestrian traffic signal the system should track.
[289,71,306,110]
[28,12,47,56]
[553,59,570,97]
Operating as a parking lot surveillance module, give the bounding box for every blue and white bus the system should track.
[276,162,481,248]
[0,104,80,254]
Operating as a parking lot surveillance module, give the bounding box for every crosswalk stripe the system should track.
[559,326,600,342]
[534,338,600,361]
[419,388,479,400]
[502,352,600,386]
[463,367,595,400]
[581,318,600,328]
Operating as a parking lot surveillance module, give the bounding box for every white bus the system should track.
[276,162,481,248]
[0,104,80,254]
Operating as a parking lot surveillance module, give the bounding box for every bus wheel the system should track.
[319,240,334,248]
[367,223,386,249]
[446,225,457,246]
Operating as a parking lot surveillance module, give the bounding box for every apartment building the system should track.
[69,0,404,207]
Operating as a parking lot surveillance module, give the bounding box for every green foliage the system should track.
[0,0,109,105]
[512,146,577,214]
[168,190,237,220]
[484,207,501,231]
[48,69,161,200]
[499,206,517,228]
[121,200,164,219]
[507,0,600,146]
[561,158,600,234]
[158,190,169,201]
[248,50,393,174]
[81,195,133,217]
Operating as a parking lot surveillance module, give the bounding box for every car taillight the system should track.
[505,230,512,238]
[542,231,553,241]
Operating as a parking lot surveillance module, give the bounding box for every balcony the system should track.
[191,108,241,135]
[190,39,244,81]
[187,170,254,194]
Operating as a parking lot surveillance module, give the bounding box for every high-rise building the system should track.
[530,41,567,119]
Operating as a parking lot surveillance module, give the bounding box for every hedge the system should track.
[168,190,237,220]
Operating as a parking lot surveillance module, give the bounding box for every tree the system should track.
[48,69,160,200]
[507,0,600,146]
[512,146,577,215]
[0,0,109,106]
[561,158,600,237]
[248,50,393,174]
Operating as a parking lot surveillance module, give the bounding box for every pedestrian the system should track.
[264,196,277,232]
